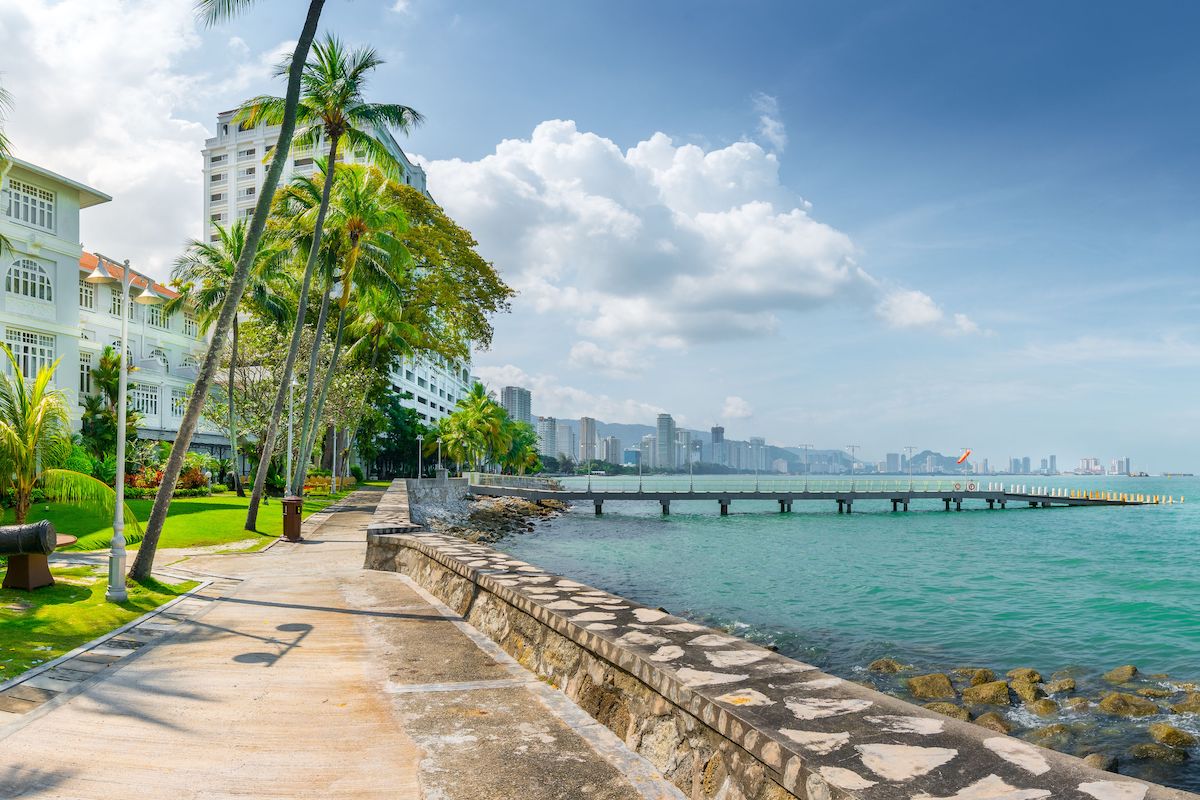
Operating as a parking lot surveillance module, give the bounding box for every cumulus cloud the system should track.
[721,395,754,419]
[475,364,664,422]
[875,289,980,335]
[567,341,644,378]
[752,92,787,152]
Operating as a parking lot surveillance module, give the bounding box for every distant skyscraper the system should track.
[656,414,677,470]
[886,453,901,473]
[579,417,597,461]
[535,416,557,459]
[600,435,621,463]
[641,434,657,468]
[621,447,640,467]
[749,437,766,471]
[500,386,532,426]
[556,424,576,463]
[1048,455,1057,475]
[710,426,725,466]
[1021,456,1031,474]
[981,458,989,474]
[1040,458,1049,473]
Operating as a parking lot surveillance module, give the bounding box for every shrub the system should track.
[308,468,331,477]
[65,446,92,475]
[210,483,228,494]
[91,455,117,486]
[178,466,207,490]
[350,465,364,482]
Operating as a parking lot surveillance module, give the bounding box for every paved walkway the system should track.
[0,486,680,800]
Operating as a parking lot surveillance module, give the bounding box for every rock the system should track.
[1010,679,1045,704]
[1104,665,1139,684]
[1128,743,1188,764]
[962,680,1011,706]
[924,702,970,721]
[970,669,996,686]
[1030,723,1073,749]
[1065,697,1091,712]
[1082,753,1119,772]
[907,673,956,699]
[1028,698,1059,717]
[1170,693,1200,714]
[1098,692,1159,717]
[1149,723,1198,748]
[974,711,1012,733]
[1137,688,1172,699]
[867,657,907,674]
[1007,668,1043,683]
[1043,678,1076,694]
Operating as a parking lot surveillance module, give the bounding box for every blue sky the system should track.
[4,1,1198,470]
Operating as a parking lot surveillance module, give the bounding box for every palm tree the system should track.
[0,78,13,257]
[241,36,422,530]
[0,345,137,528]
[131,0,326,581]
[166,220,293,496]
[79,346,142,460]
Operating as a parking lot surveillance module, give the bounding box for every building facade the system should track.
[579,416,597,461]
[500,385,532,426]
[656,413,676,470]
[600,435,621,464]
[535,416,557,459]
[390,352,474,425]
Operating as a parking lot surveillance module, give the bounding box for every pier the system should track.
[467,474,1179,514]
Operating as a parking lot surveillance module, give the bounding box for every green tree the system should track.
[241,34,422,531]
[0,79,13,256]
[79,346,141,461]
[166,220,292,496]
[133,0,326,581]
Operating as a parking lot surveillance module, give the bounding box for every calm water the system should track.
[502,475,1200,790]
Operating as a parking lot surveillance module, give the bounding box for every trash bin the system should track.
[281,495,303,542]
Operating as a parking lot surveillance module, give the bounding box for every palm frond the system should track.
[41,469,143,536]
[196,0,261,25]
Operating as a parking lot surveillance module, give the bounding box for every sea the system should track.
[500,474,1200,791]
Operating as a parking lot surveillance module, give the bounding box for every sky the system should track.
[2,0,1198,471]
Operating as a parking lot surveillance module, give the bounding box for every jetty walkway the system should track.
[469,474,1179,514]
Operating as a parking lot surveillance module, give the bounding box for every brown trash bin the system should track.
[281,495,303,541]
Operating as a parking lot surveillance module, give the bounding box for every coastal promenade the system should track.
[0,485,681,799]
[469,474,1174,514]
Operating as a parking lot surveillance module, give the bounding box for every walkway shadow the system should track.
[214,595,454,621]
[63,664,214,732]
[0,763,79,798]
[232,622,313,667]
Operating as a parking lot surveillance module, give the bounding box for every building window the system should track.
[238,147,255,159]
[5,180,55,231]
[171,388,187,417]
[147,305,167,329]
[210,154,227,165]
[181,353,200,369]
[293,158,313,168]
[211,173,226,183]
[210,212,224,223]
[241,187,256,199]
[211,192,225,203]
[79,352,93,400]
[183,312,198,338]
[79,278,94,310]
[148,348,168,369]
[131,384,159,417]
[110,340,133,363]
[109,288,137,319]
[239,166,255,179]
[6,259,54,302]
[5,328,55,379]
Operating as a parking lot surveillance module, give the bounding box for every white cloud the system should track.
[391,0,413,14]
[721,395,753,420]
[875,289,980,335]
[567,341,644,378]
[752,92,787,152]
[475,364,664,423]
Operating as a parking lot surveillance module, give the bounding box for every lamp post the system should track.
[436,437,442,471]
[286,378,297,490]
[798,443,813,493]
[85,258,164,603]
[905,445,916,492]
[416,434,424,480]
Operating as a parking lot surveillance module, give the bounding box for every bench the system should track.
[1,520,76,591]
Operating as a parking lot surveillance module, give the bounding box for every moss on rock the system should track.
[1149,722,1198,748]
[974,711,1012,733]
[1169,693,1200,714]
[924,702,970,721]
[907,672,956,699]
[1129,743,1188,764]
[962,680,1011,706]
[1043,678,1075,695]
[1010,679,1045,704]
[1029,698,1059,717]
[1098,692,1159,717]
[1007,668,1043,683]
[1103,665,1139,684]
[867,657,907,673]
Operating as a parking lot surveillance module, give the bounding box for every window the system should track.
[130,384,159,416]
[239,208,253,219]
[110,340,133,362]
[241,187,256,199]
[238,147,255,159]
[210,154,227,165]
[211,173,226,183]
[293,157,313,168]
[183,312,198,338]
[171,388,187,417]
[5,328,55,379]
[238,166,255,179]
[148,348,168,368]
[78,277,96,310]
[209,233,221,243]
[147,305,168,329]
[6,259,53,301]
[109,288,136,319]
[211,192,225,202]
[5,180,55,231]
[181,353,200,368]
[237,120,253,132]
[79,352,93,399]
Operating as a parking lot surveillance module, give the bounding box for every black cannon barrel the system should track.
[0,520,57,556]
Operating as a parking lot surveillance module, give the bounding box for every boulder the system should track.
[1128,743,1188,764]
[1043,678,1076,695]
[1007,668,1043,683]
[1065,697,1091,712]
[907,673,956,700]
[1098,692,1159,717]
[1149,723,1198,748]
[962,680,1011,706]
[1028,698,1059,717]
[1169,693,1200,714]
[970,668,996,686]
[1030,723,1073,749]
[1137,688,1172,699]
[1082,753,1119,773]
[973,711,1012,733]
[924,702,970,721]
[1010,679,1045,704]
[1103,665,1138,684]
[867,657,907,674]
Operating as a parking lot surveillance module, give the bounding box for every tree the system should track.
[0,79,13,256]
[166,220,292,496]
[0,345,135,527]
[241,34,423,531]
[132,0,326,581]
[79,346,141,460]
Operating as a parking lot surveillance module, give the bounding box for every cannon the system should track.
[1,520,64,591]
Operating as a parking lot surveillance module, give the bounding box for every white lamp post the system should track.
[286,378,297,490]
[799,443,813,493]
[416,434,424,480]
[86,258,165,602]
[436,437,442,471]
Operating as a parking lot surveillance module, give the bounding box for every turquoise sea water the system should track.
[501,475,1200,790]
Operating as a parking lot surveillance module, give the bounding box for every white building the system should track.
[500,385,532,426]
[201,111,464,425]
[535,416,557,459]
[0,157,226,452]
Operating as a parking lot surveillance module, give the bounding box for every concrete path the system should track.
[0,486,680,800]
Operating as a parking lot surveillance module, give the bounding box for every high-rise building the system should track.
[621,447,641,467]
[886,453,901,472]
[601,436,622,464]
[981,458,990,474]
[640,434,656,468]
[750,437,767,471]
[710,426,725,466]
[1048,455,1057,475]
[1040,458,1049,474]
[500,386,532,426]
[579,416,597,461]
[535,416,557,459]
[556,423,576,463]
[656,414,677,470]
[1021,456,1031,474]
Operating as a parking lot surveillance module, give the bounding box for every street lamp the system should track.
[286,378,298,491]
[416,434,424,480]
[436,437,442,472]
[798,444,813,493]
[905,445,916,492]
[86,258,165,603]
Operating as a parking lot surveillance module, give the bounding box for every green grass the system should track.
[0,565,197,678]
[17,488,361,552]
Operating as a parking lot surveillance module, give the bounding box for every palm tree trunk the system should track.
[340,345,380,470]
[244,133,342,531]
[230,316,245,497]
[289,284,332,495]
[131,0,325,580]
[292,300,347,495]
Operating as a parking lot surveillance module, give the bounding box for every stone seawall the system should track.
[364,489,1193,800]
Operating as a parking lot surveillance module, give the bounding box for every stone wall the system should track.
[404,476,470,526]
[364,489,1190,800]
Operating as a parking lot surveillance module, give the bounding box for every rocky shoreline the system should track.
[425,494,569,544]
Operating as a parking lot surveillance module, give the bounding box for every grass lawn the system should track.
[16,487,363,552]
[0,565,197,678]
